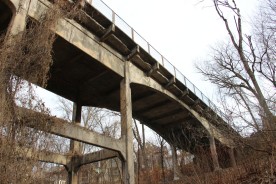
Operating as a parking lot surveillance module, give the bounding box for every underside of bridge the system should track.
[48,35,211,152]
[0,0,238,183]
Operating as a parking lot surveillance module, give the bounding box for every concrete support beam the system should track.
[147,62,159,77]
[209,136,220,171]
[68,102,82,184]
[164,76,176,89]
[179,89,189,99]
[76,149,119,167]
[16,146,68,166]
[127,45,140,61]
[100,24,115,42]
[228,147,237,167]
[18,107,126,158]
[17,145,119,180]
[67,155,80,184]
[70,102,82,154]
[120,61,135,184]
[192,99,200,108]
[170,144,182,180]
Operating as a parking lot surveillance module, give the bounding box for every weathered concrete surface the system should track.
[120,61,135,184]
[1,0,240,183]
[209,136,220,171]
[68,102,82,184]
[76,149,119,167]
[20,146,119,173]
[16,146,69,166]
[18,107,126,159]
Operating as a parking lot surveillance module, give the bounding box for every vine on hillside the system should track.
[0,1,81,183]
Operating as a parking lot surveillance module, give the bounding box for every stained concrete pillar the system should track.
[120,61,135,184]
[228,147,236,167]
[68,102,82,184]
[68,169,79,184]
[209,135,220,171]
[170,144,181,180]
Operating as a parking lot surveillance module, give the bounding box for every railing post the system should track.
[131,28,134,40]
[183,76,186,86]
[112,11,115,24]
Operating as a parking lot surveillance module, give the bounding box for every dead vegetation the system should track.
[0,1,82,183]
[0,0,275,183]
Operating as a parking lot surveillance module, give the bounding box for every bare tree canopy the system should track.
[197,0,276,133]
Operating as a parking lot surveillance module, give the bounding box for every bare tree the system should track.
[154,133,166,183]
[132,119,147,170]
[197,0,276,133]
[196,0,276,181]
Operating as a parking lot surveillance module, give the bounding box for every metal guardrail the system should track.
[88,0,229,124]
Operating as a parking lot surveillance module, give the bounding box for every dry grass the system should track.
[168,156,276,184]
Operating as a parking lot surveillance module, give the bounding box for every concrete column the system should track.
[6,0,30,37]
[171,144,180,180]
[68,102,82,184]
[120,61,135,184]
[68,169,78,184]
[228,147,236,167]
[209,135,220,171]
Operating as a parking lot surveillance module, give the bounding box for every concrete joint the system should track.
[147,62,160,77]
[179,89,189,99]
[127,45,140,61]
[100,23,115,42]
[164,76,176,89]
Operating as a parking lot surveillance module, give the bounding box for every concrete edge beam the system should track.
[76,149,119,167]
[27,0,125,77]
[18,107,126,159]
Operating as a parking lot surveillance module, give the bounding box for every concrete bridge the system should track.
[1,0,238,183]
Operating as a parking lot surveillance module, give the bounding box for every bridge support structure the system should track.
[170,144,183,180]
[68,102,82,184]
[209,135,220,171]
[2,2,136,184]
[228,147,237,167]
[120,61,135,184]
[1,0,240,183]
